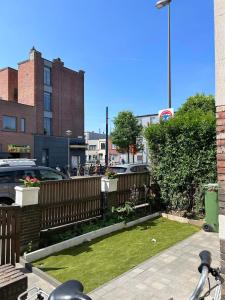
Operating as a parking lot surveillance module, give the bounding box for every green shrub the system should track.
[145,94,216,213]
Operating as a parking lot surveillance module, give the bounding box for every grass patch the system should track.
[33,217,199,292]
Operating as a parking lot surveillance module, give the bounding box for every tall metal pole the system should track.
[68,136,70,173]
[168,3,172,108]
[105,106,109,167]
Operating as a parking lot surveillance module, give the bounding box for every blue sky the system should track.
[0,0,214,133]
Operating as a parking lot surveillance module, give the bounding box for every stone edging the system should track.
[20,257,60,288]
[161,213,204,227]
[24,212,160,263]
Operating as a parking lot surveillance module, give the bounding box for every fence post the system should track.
[15,187,41,253]
[100,192,108,220]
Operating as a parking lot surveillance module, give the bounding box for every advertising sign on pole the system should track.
[158,108,174,122]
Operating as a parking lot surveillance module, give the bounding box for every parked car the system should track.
[0,165,68,205]
[108,163,150,174]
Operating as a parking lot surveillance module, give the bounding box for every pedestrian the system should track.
[89,164,94,176]
[94,164,100,175]
[79,165,84,176]
[71,167,77,176]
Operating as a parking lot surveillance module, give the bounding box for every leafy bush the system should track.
[112,202,136,222]
[144,94,216,213]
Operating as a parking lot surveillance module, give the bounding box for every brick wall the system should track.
[20,205,41,253]
[216,106,225,298]
[0,49,85,164]
[34,51,44,135]
[18,60,35,106]
[0,100,35,155]
[215,1,225,298]
[52,60,84,138]
[0,68,10,100]
[8,68,18,102]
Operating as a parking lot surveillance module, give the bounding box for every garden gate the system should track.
[0,205,21,265]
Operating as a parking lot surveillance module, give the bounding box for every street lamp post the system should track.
[155,0,172,108]
[65,130,72,175]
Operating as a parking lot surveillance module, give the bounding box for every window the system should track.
[0,171,14,183]
[100,143,105,150]
[130,166,138,173]
[20,118,25,132]
[44,92,52,111]
[44,66,51,86]
[44,117,52,135]
[109,167,127,173]
[112,144,117,150]
[39,169,63,181]
[3,116,16,131]
[89,145,96,150]
[150,116,159,124]
[15,170,40,183]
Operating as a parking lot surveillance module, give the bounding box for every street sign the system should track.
[158,108,174,121]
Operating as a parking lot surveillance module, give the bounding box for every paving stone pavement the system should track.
[88,230,219,300]
[16,263,55,296]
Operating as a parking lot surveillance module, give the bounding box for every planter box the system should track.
[101,178,118,192]
[24,212,160,262]
[15,186,40,207]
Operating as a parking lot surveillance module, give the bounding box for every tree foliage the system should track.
[144,94,216,212]
[111,111,142,163]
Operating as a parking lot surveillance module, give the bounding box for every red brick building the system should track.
[0,48,85,168]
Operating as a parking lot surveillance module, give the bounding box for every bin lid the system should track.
[204,183,219,188]
[204,183,219,191]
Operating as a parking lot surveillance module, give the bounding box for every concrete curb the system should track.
[20,257,60,288]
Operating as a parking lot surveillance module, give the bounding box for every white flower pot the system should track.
[15,186,40,207]
[101,178,118,192]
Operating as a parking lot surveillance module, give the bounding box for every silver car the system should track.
[108,163,150,174]
[0,166,68,205]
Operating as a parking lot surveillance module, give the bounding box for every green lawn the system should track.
[33,217,199,292]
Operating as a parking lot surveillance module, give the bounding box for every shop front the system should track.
[7,144,31,158]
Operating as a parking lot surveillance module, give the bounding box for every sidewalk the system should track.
[16,263,55,295]
[88,230,219,300]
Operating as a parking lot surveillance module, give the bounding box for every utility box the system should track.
[203,184,219,232]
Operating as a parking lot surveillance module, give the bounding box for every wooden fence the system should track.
[39,173,154,230]
[39,176,102,229]
[0,206,21,265]
[108,172,151,208]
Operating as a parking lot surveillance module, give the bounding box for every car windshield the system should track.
[109,167,127,173]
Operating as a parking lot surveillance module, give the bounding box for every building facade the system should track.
[0,48,85,168]
[215,1,225,298]
[85,132,106,164]
[85,131,121,165]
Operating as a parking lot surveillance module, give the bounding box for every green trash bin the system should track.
[203,183,219,232]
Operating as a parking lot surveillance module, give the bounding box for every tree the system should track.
[111,111,142,163]
[144,93,216,213]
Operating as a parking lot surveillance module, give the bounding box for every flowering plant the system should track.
[20,176,40,187]
[104,168,118,179]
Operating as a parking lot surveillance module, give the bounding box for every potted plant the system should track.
[15,176,41,207]
[101,168,118,192]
